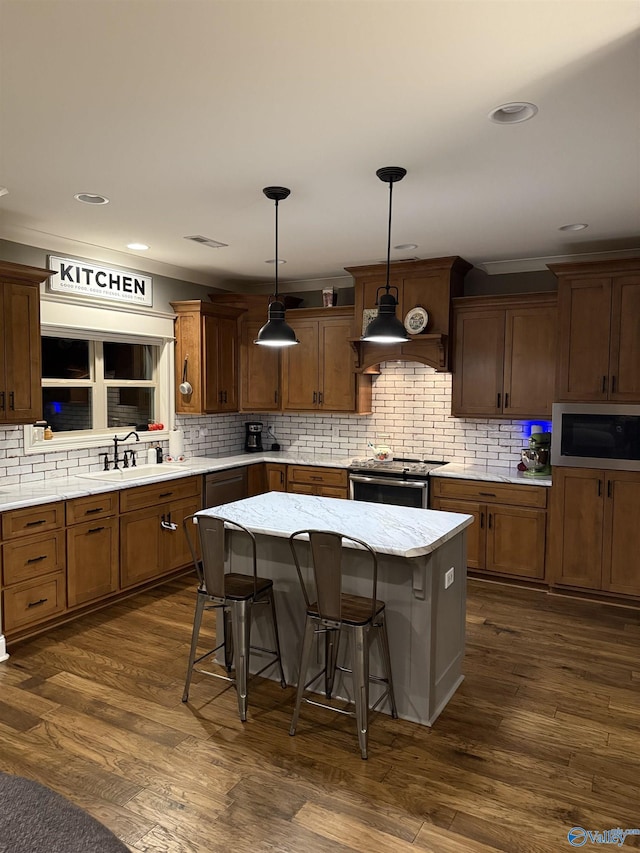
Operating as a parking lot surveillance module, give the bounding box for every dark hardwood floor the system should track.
[1,575,640,852]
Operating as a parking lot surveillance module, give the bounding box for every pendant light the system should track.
[254,186,299,348]
[362,166,410,343]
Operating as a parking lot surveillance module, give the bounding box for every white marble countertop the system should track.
[0,453,551,513]
[197,492,473,559]
[429,462,552,488]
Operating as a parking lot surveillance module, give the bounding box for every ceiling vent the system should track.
[184,235,229,248]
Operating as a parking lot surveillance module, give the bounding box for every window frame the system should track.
[24,323,175,455]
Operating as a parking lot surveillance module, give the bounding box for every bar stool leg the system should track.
[222,607,234,673]
[352,625,370,759]
[231,600,252,722]
[182,592,206,702]
[377,610,398,718]
[290,615,316,736]
[324,628,340,699]
[268,592,287,688]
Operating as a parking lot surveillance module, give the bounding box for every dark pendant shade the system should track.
[255,299,299,347]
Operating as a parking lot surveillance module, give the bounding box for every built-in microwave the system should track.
[551,403,640,471]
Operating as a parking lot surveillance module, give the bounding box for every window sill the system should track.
[22,426,169,456]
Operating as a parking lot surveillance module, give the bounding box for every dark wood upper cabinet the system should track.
[549,258,640,402]
[171,301,244,414]
[452,292,557,419]
[0,261,54,425]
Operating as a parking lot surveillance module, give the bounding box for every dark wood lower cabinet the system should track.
[67,517,119,607]
[549,467,640,597]
[430,478,547,581]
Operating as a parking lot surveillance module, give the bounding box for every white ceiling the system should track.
[1,0,639,290]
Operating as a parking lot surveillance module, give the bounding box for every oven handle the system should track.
[348,474,428,489]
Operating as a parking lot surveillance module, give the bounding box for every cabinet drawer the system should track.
[430,478,547,509]
[2,502,65,540]
[287,466,347,488]
[2,572,66,632]
[2,530,65,585]
[66,492,118,524]
[119,476,202,513]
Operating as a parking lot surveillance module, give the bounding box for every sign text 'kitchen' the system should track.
[48,256,153,307]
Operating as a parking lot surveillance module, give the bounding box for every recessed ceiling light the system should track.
[127,242,149,250]
[558,223,588,232]
[74,192,109,205]
[394,243,418,251]
[488,102,538,124]
[265,259,287,265]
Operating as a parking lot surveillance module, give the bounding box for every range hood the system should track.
[346,256,472,373]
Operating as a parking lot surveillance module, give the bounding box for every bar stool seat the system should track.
[182,513,286,721]
[288,529,397,759]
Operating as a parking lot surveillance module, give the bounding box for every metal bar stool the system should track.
[182,513,286,721]
[288,529,397,759]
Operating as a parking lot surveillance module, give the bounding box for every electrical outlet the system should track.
[445,567,455,589]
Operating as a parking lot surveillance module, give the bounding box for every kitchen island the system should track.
[196,492,473,726]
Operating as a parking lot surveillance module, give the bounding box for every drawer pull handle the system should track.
[25,519,47,527]
[27,598,48,608]
[479,492,496,497]
[159,492,173,498]
[27,555,47,564]
[85,507,103,515]
[87,526,105,534]
[310,476,322,481]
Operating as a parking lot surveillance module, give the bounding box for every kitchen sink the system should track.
[78,464,181,482]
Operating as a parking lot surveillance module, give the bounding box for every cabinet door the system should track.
[163,496,201,573]
[556,277,611,401]
[320,316,356,411]
[549,468,603,589]
[3,282,42,423]
[217,317,238,411]
[240,319,280,411]
[602,472,640,596]
[452,309,505,416]
[203,315,221,412]
[503,304,556,418]
[486,505,546,579]
[67,517,119,607]
[431,497,485,570]
[609,275,640,402]
[281,319,319,410]
[120,505,164,589]
[265,464,286,492]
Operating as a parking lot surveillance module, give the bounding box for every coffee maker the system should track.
[244,421,263,453]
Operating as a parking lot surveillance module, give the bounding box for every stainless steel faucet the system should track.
[112,430,140,469]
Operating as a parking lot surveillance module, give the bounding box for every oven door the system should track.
[348,474,428,509]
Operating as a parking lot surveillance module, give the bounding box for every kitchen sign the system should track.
[47,255,153,307]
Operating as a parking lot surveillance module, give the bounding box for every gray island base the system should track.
[196,492,473,727]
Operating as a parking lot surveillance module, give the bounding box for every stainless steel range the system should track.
[348,457,446,509]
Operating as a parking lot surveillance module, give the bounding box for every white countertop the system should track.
[0,453,550,513]
[197,491,473,559]
[429,462,552,488]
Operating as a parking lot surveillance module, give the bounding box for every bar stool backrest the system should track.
[289,530,379,625]
[183,514,259,600]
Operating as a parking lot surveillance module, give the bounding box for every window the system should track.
[41,335,159,434]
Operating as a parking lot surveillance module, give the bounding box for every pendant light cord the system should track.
[274,198,279,301]
[385,180,393,293]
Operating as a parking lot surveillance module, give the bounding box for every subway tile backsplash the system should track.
[1,363,534,484]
